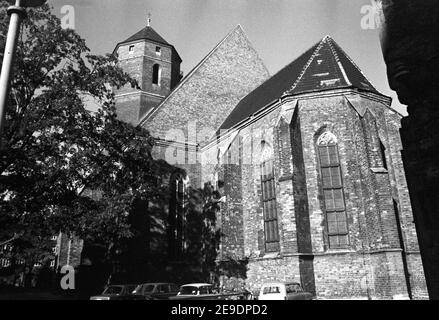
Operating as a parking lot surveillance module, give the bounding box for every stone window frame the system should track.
[155,46,161,56]
[379,138,388,170]
[224,136,241,166]
[260,143,280,252]
[316,132,350,249]
[152,63,161,85]
[169,173,186,259]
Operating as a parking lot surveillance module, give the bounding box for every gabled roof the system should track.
[137,25,270,147]
[219,35,381,131]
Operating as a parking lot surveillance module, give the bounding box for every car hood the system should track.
[90,294,120,299]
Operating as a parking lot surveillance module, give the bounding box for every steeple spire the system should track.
[147,12,151,27]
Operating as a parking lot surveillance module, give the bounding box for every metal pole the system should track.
[0,0,26,136]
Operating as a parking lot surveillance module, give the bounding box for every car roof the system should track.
[138,282,176,286]
[261,282,300,286]
[180,283,213,287]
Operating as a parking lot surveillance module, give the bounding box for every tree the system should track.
[142,182,223,285]
[0,2,173,283]
[184,183,222,282]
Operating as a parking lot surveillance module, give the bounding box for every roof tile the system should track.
[119,26,169,46]
[219,36,380,131]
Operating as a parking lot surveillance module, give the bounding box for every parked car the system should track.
[258,282,314,300]
[131,282,180,300]
[89,284,139,300]
[170,283,220,300]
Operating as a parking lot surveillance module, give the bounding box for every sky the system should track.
[48,0,404,115]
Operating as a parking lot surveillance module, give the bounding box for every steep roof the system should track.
[120,26,169,46]
[138,25,270,147]
[219,35,381,131]
[114,26,181,61]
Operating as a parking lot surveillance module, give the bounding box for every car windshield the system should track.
[133,284,155,294]
[262,286,281,294]
[199,286,212,295]
[124,285,136,294]
[286,284,302,293]
[143,285,155,293]
[103,286,123,294]
[179,286,199,295]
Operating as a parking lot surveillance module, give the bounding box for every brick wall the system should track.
[246,255,300,295]
[221,162,244,259]
[57,234,83,269]
[107,23,429,299]
[204,89,428,299]
[114,39,181,124]
[141,26,270,148]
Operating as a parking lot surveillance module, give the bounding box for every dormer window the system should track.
[129,45,134,53]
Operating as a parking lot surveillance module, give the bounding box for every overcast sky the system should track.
[48,0,404,114]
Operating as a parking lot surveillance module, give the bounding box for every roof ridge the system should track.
[235,24,271,77]
[329,37,378,90]
[326,37,352,86]
[125,25,169,44]
[218,35,385,132]
[137,25,246,127]
[282,37,326,96]
[113,25,173,56]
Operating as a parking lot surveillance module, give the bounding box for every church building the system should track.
[112,21,428,299]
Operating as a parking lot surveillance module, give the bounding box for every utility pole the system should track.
[0,0,46,136]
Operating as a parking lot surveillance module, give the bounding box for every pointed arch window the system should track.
[260,143,279,252]
[152,64,161,85]
[317,132,349,248]
[379,139,387,170]
[169,174,185,258]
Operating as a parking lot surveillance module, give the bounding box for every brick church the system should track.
[65,21,429,299]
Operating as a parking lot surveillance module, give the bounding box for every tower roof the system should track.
[120,26,170,46]
[114,25,181,61]
[219,35,381,131]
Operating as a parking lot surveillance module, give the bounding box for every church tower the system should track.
[113,16,182,125]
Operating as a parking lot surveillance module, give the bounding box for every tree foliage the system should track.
[184,183,222,281]
[120,182,223,285]
[0,3,174,269]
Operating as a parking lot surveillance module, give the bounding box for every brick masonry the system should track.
[201,90,428,299]
[114,38,182,125]
[140,25,270,151]
[95,24,429,299]
[57,234,83,269]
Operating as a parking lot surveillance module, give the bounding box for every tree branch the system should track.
[0,233,22,247]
